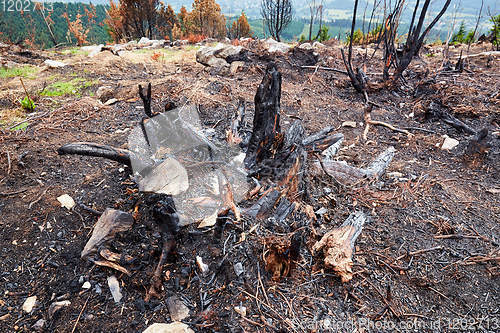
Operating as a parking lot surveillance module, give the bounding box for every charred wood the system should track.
[426,101,477,135]
[138,83,153,118]
[58,142,132,167]
[244,63,282,169]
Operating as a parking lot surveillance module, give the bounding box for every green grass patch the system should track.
[61,47,89,56]
[184,45,201,51]
[40,78,98,97]
[0,65,38,79]
[11,121,29,131]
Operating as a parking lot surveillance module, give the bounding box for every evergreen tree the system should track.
[452,22,467,44]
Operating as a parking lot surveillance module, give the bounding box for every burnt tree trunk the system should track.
[244,63,282,170]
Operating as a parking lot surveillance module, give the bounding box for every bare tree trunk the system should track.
[37,6,58,47]
[314,3,324,40]
[468,0,484,52]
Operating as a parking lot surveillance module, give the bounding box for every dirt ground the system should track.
[0,41,499,332]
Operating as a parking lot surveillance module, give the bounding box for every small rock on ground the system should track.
[142,322,194,333]
[166,295,190,321]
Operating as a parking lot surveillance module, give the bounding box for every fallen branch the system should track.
[363,105,412,140]
[301,65,349,75]
[426,101,476,135]
[313,146,396,184]
[58,142,132,167]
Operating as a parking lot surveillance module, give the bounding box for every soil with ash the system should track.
[0,42,498,332]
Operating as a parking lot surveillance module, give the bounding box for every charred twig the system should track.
[6,151,11,175]
[301,65,349,75]
[363,105,412,140]
[145,196,179,301]
[76,200,103,216]
[145,236,175,302]
[0,188,28,197]
[426,101,477,135]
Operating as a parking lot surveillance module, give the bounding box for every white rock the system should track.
[104,98,118,105]
[22,296,37,313]
[138,37,151,45]
[96,86,114,102]
[313,41,325,48]
[151,40,166,48]
[107,275,122,303]
[196,256,209,275]
[262,38,290,53]
[196,44,229,68]
[142,322,194,333]
[298,43,313,50]
[87,44,104,57]
[387,171,404,178]
[48,300,70,318]
[198,210,218,228]
[214,45,243,59]
[230,61,244,75]
[440,135,459,150]
[233,262,244,276]
[44,60,67,68]
[57,194,75,210]
[315,207,328,215]
[82,281,91,289]
[234,305,247,317]
[342,121,357,128]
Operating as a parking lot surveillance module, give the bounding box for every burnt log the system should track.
[58,142,132,166]
[426,101,476,135]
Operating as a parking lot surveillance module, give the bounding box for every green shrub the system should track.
[347,29,363,45]
[491,15,500,49]
[451,22,466,44]
[20,96,35,111]
[318,26,331,42]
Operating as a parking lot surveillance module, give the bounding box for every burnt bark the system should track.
[244,63,282,170]
[58,142,132,167]
[138,83,153,118]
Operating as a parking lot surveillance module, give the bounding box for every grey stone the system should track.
[81,209,133,258]
[166,295,190,321]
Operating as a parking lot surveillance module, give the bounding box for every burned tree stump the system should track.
[244,63,282,170]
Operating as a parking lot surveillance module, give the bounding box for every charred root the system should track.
[57,142,132,167]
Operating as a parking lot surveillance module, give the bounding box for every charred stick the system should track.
[57,142,132,167]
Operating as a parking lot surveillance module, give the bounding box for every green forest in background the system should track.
[0,2,109,47]
[0,1,457,49]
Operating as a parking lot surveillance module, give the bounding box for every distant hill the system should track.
[71,0,498,35]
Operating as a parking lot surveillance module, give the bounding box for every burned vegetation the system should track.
[0,32,499,333]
